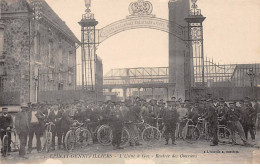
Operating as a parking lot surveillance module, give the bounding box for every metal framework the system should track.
[103,67,173,89]
[104,62,260,90]
[203,58,236,84]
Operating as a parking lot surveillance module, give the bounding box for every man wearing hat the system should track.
[203,99,218,146]
[240,98,257,142]
[27,103,45,153]
[0,107,13,156]
[163,101,179,145]
[217,98,228,126]
[223,101,249,146]
[15,103,30,159]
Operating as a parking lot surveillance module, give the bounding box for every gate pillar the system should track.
[168,0,190,100]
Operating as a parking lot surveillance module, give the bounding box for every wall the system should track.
[1,0,31,104]
[38,90,95,104]
[191,87,260,101]
[0,0,78,105]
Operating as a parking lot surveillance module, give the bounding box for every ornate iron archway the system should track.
[79,0,206,101]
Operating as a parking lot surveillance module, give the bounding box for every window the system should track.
[49,40,54,66]
[35,32,41,61]
[58,83,63,91]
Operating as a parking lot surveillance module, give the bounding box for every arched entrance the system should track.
[79,0,205,101]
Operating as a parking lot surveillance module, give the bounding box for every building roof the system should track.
[27,0,80,44]
[231,64,260,79]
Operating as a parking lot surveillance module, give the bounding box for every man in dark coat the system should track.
[223,102,248,146]
[163,101,179,145]
[0,107,13,156]
[47,104,64,150]
[125,101,143,146]
[27,104,45,153]
[240,99,257,142]
[109,103,124,150]
[61,106,75,146]
[204,99,218,146]
[15,103,30,159]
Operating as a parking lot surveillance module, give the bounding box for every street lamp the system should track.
[85,0,91,12]
[247,69,255,88]
[247,69,256,99]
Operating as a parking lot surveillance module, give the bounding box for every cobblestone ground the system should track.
[1,132,260,164]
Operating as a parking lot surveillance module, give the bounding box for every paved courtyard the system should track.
[1,132,260,164]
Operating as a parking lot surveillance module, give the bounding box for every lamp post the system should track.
[79,0,98,104]
[247,69,256,99]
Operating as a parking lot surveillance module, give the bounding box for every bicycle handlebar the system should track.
[45,122,55,126]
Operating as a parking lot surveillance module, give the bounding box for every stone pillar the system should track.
[168,0,190,100]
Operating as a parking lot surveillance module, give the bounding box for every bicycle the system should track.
[44,122,55,153]
[152,117,165,137]
[196,117,210,141]
[64,120,91,152]
[1,129,19,157]
[136,120,161,146]
[217,117,231,143]
[96,124,130,147]
[182,119,200,144]
[84,120,101,145]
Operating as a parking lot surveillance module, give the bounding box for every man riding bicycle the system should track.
[0,107,13,156]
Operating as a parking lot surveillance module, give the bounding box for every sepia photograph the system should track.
[0,0,260,164]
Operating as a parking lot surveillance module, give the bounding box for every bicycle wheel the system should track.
[12,131,19,151]
[75,128,92,147]
[142,127,161,146]
[218,127,231,143]
[2,135,9,157]
[45,131,52,153]
[183,125,200,144]
[64,130,76,152]
[120,127,130,147]
[97,125,112,146]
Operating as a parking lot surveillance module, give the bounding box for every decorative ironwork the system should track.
[129,0,154,17]
[82,0,94,19]
[30,0,43,20]
[190,0,202,16]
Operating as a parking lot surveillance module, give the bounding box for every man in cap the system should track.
[240,98,257,142]
[0,107,13,156]
[125,100,143,146]
[109,102,124,150]
[223,101,249,146]
[203,99,218,146]
[47,104,64,150]
[27,103,45,153]
[163,101,179,145]
[177,101,188,139]
[217,98,228,125]
[15,103,30,159]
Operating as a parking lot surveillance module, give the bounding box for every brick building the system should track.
[0,0,80,105]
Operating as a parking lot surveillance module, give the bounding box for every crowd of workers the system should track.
[0,96,259,159]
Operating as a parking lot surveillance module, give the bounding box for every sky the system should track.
[45,0,260,81]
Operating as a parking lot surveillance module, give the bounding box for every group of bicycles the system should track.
[61,119,162,152]
[180,117,232,144]
[1,114,258,155]
[57,116,235,152]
